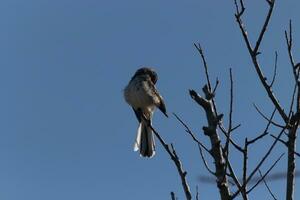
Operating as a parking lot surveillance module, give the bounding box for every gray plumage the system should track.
[124,67,168,157]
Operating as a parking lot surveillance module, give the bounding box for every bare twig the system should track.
[285,20,298,82]
[253,0,275,54]
[231,126,287,199]
[198,144,215,175]
[270,134,288,146]
[288,83,297,119]
[247,153,284,194]
[213,78,220,95]
[247,131,268,146]
[241,138,249,199]
[234,0,245,18]
[227,160,242,191]
[253,104,285,128]
[271,134,300,158]
[173,113,211,154]
[223,68,235,188]
[230,124,241,132]
[226,68,234,147]
[284,19,300,200]
[147,123,192,200]
[193,43,219,117]
[173,113,215,175]
[286,122,299,200]
[199,170,300,184]
[258,170,278,200]
[190,89,231,200]
[247,108,276,145]
[196,186,199,200]
[219,124,244,153]
[171,192,176,200]
[194,43,213,92]
[270,51,278,87]
[234,0,289,123]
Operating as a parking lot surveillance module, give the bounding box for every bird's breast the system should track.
[124,78,156,109]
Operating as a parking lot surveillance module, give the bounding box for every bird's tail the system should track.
[133,120,155,158]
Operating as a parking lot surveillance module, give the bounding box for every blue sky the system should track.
[0,0,299,199]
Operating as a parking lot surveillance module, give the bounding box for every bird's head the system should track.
[133,67,158,84]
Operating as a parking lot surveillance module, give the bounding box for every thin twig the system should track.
[190,90,231,199]
[288,82,297,119]
[231,126,287,199]
[270,51,278,87]
[284,19,300,200]
[271,134,300,157]
[147,123,192,200]
[234,0,289,123]
[270,134,288,146]
[247,108,276,145]
[196,186,199,200]
[171,192,176,200]
[213,78,220,95]
[219,124,244,153]
[247,153,284,194]
[193,43,219,118]
[227,160,242,190]
[253,0,275,54]
[241,138,249,199]
[198,144,215,175]
[173,113,211,154]
[253,104,285,128]
[258,170,278,200]
[223,68,234,185]
[194,43,212,91]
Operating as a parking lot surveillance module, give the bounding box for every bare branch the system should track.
[219,124,244,153]
[234,0,289,123]
[171,192,176,200]
[147,123,192,200]
[284,19,300,200]
[253,104,285,128]
[223,68,235,190]
[258,170,278,200]
[173,113,211,154]
[194,43,213,92]
[286,123,299,200]
[231,126,287,199]
[230,124,241,132]
[253,0,275,54]
[213,78,220,95]
[197,144,215,176]
[227,160,242,190]
[190,89,231,199]
[193,43,219,117]
[270,134,288,146]
[288,83,297,119]
[247,131,268,146]
[271,134,300,157]
[247,153,284,194]
[247,108,276,145]
[270,51,278,87]
[228,68,234,136]
[285,20,299,84]
[241,139,249,199]
[234,0,245,18]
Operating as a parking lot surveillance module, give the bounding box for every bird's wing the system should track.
[132,107,142,122]
[157,95,168,117]
[148,80,168,118]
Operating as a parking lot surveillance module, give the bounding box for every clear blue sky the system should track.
[0,0,299,199]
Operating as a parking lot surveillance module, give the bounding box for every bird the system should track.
[124,67,168,158]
